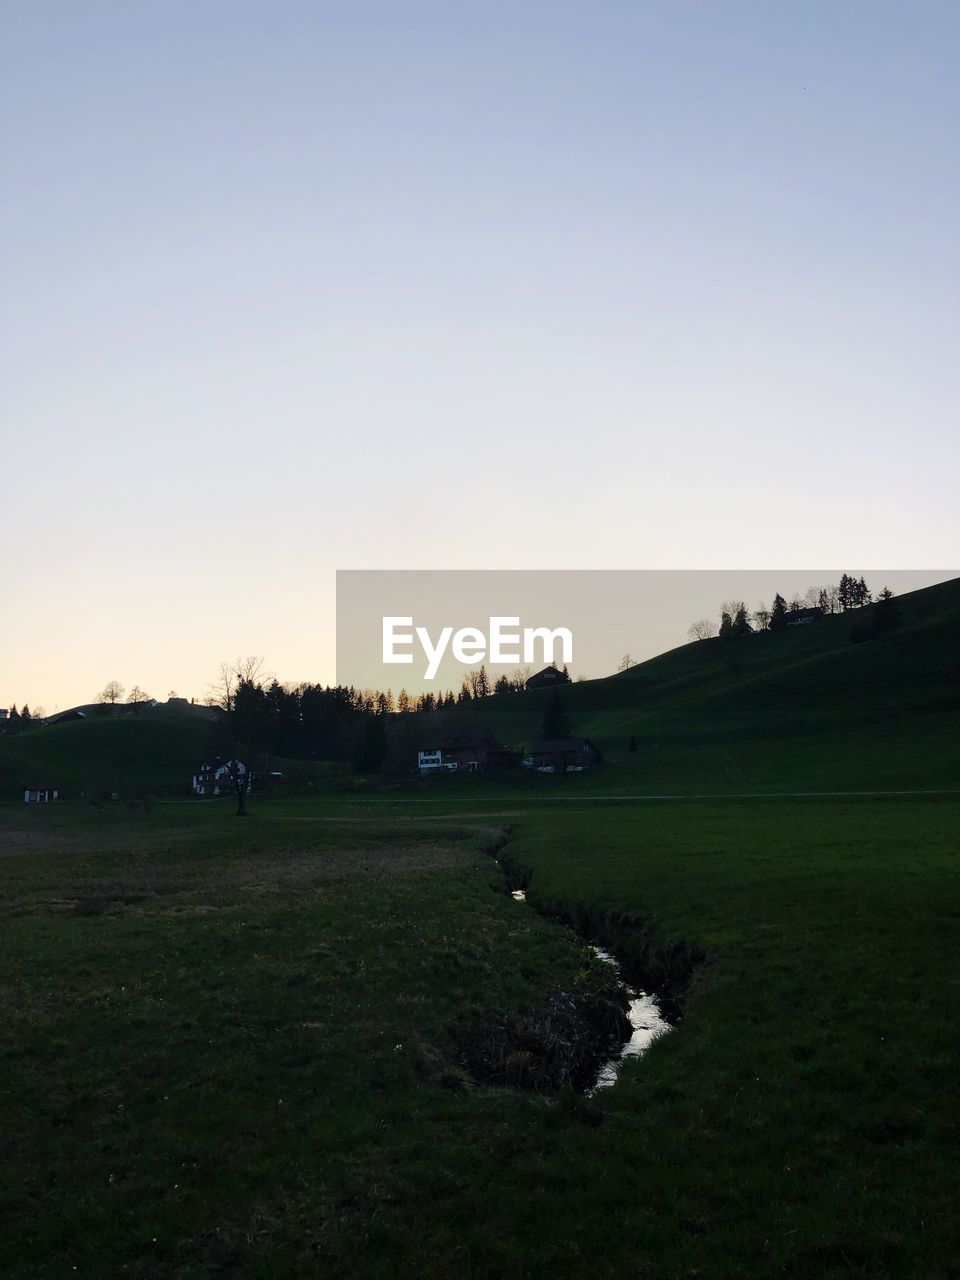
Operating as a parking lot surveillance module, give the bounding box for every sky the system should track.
[1,2,958,711]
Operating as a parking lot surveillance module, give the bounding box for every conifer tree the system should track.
[540,689,572,740]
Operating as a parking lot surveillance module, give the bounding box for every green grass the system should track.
[0,710,332,803]
[1,790,958,1277]
[423,576,960,777]
[1,578,957,1273]
[0,711,222,801]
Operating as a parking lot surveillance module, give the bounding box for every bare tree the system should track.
[225,758,255,817]
[687,619,717,642]
[97,681,125,705]
[207,657,268,712]
[127,686,151,714]
[618,654,636,672]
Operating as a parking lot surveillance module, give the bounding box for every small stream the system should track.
[509,888,670,1091]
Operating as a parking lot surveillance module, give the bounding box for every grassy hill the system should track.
[416,575,960,792]
[0,702,226,802]
[4,578,957,802]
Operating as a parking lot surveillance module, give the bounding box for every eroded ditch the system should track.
[475,829,705,1094]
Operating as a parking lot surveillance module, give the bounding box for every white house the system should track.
[417,749,457,773]
[192,758,248,796]
[24,785,59,803]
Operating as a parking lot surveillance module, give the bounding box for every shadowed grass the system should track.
[1,793,958,1277]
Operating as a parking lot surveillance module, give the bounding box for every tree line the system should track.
[1,704,40,734]
[688,574,896,642]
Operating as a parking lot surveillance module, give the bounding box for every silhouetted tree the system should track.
[127,686,151,714]
[875,586,900,633]
[354,712,387,774]
[470,666,490,699]
[97,681,124,705]
[769,594,788,632]
[688,619,717,641]
[540,689,572,740]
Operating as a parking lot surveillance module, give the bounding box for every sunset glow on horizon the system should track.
[3,3,958,712]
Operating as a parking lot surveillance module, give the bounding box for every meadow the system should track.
[2,579,957,1274]
[2,789,957,1278]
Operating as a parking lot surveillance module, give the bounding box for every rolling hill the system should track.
[416,574,960,792]
[0,701,225,802]
[2,577,958,801]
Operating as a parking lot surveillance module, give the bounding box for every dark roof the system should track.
[526,665,566,686]
[420,730,501,752]
[530,738,598,753]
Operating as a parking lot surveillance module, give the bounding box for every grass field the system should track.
[2,788,958,1278]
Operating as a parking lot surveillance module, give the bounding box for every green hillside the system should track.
[4,578,958,802]
[0,704,224,802]
[421,576,960,792]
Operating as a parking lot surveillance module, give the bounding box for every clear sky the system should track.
[2,2,958,711]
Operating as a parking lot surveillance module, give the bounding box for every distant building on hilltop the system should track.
[784,606,823,627]
[523,737,601,773]
[525,665,570,690]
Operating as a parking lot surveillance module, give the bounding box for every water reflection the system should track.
[588,945,669,1090]
[508,895,669,1089]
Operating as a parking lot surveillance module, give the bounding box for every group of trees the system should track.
[1,704,39,734]
[213,654,578,793]
[95,682,154,712]
[688,575,895,643]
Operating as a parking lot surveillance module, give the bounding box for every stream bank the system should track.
[470,829,705,1093]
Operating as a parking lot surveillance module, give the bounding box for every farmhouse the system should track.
[418,730,519,774]
[24,784,59,803]
[784,606,823,627]
[523,737,601,773]
[525,665,570,690]
[192,758,248,796]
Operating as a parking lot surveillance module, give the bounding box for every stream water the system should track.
[509,888,670,1090]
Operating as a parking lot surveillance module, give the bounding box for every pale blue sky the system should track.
[1,2,958,709]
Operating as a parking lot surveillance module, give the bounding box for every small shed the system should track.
[525,665,570,690]
[24,785,59,803]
